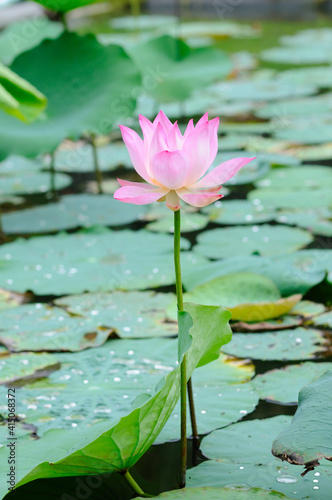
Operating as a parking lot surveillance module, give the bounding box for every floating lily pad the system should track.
[255,93,332,119]
[272,371,332,471]
[168,273,301,322]
[290,301,326,318]
[277,67,332,89]
[195,225,313,259]
[146,212,209,233]
[10,338,177,435]
[208,80,315,101]
[277,210,332,237]
[138,488,293,500]
[252,362,332,404]
[0,33,141,158]
[163,21,258,40]
[54,291,177,338]
[188,415,332,499]
[0,303,113,352]
[261,46,332,65]
[183,251,327,297]
[202,200,276,225]
[110,14,177,31]
[0,352,59,384]
[232,315,302,332]
[54,142,131,173]
[0,171,71,195]
[286,143,332,161]
[0,227,209,295]
[312,311,332,329]
[128,35,232,103]
[2,195,146,234]
[249,188,332,210]
[280,29,332,47]
[221,328,328,361]
[274,116,332,145]
[255,166,332,189]
[0,155,44,175]
[187,457,332,500]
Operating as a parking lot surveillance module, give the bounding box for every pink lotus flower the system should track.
[114,111,255,211]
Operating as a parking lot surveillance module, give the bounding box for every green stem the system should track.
[90,134,103,194]
[60,12,69,31]
[174,209,187,487]
[187,378,199,465]
[50,151,58,200]
[123,470,149,498]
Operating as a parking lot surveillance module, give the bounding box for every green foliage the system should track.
[32,0,105,13]
[128,35,232,102]
[0,62,47,122]
[0,33,141,158]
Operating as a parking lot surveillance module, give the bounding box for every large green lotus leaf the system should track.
[312,311,332,329]
[0,227,209,295]
[277,210,332,237]
[167,273,301,322]
[277,67,332,89]
[2,194,147,234]
[0,171,71,195]
[255,165,332,189]
[255,94,332,119]
[32,0,105,13]
[232,315,302,332]
[0,303,113,352]
[0,352,59,384]
[183,251,327,297]
[0,62,47,122]
[188,416,332,499]
[202,200,276,225]
[252,362,332,404]
[54,142,131,173]
[0,33,141,158]
[272,371,332,470]
[54,291,177,338]
[207,80,315,101]
[138,488,293,500]
[261,46,332,65]
[0,303,232,498]
[221,328,328,361]
[0,155,44,174]
[187,459,332,500]
[0,18,63,66]
[127,35,232,102]
[249,187,332,210]
[195,225,313,259]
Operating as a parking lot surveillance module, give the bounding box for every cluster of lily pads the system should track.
[0,2,332,499]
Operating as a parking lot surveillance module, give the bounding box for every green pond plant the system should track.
[114,110,255,489]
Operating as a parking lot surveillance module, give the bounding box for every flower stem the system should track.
[49,151,58,200]
[174,209,187,488]
[90,134,103,194]
[122,470,150,498]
